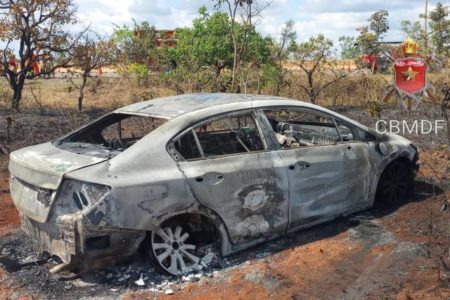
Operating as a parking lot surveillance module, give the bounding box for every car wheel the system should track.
[376,159,414,204]
[149,225,201,275]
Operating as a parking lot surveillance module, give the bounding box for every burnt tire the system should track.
[376,159,415,205]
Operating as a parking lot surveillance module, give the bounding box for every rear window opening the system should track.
[55,113,167,158]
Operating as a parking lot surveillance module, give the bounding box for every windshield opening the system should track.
[55,113,167,158]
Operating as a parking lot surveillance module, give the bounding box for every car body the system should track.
[9,93,419,275]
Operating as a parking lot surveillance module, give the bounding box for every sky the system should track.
[74,0,440,47]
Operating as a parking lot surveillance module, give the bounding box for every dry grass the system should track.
[0,68,448,112]
[0,75,177,112]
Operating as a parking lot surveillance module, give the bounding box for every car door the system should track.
[259,107,372,230]
[170,111,290,245]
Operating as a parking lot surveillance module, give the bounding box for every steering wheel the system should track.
[109,138,124,150]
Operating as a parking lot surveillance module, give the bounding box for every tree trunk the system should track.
[12,75,25,111]
[5,70,25,111]
[78,73,88,112]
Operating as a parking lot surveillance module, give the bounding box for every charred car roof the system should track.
[115,93,371,134]
[116,93,298,119]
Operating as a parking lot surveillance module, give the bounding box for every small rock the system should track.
[111,288,119,292]
[106,273,113,279]
[201,251,216,267]
[256,252,272,259]
[135,273,145,286]
[165,289,174,295]
[72,279,97,288]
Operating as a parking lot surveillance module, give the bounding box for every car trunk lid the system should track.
[9,142,107,222]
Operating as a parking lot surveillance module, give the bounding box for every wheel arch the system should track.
[373,153,417,204]
[152,206,233,256]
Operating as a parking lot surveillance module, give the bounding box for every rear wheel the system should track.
[149,225,201,275]
[376,159,415,204]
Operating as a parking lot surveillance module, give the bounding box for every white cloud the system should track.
[70,0,439,44]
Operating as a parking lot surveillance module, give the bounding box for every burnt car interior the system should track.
[264,109,343,148]
[172,108,379,160]
[174,113,265,160]
[55,113,167,157]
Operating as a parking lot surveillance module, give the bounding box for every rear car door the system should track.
[259,107,372,229]
[169,111,290,245]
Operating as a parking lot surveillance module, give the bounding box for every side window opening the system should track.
[358,128,377,142]
[335,121,356,142]
[264,109,340,148]
[172,113,265,160]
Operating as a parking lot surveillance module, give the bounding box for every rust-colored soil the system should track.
[0,171,19,237]
[124,148,450,300]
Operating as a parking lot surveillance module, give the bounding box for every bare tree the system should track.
[0,0,85,110]
[213,0,270,92]
[72,34,114,111]
[291,34,351,104]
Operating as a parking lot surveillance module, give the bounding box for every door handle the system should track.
[296,161,310,170]
[195,173,224,185]
[289,161,310,170]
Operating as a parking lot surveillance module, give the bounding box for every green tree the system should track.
[429,2,450,56]
[401,20,422,41]
[112,20,156,86]
[369,10,390,38]
[213,0,270,91]
[272,20,297,95]
[170,6,274,93]
[172,8,233,81]
[338,36,360,59]
[356,10,390,56]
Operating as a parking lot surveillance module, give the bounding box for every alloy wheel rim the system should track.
[151,226,200,275]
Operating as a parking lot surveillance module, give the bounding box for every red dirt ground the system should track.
[0,173,19,238]
[0,159,31,300]
[1,149,449,300]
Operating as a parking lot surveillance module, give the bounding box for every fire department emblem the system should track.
[393,58,427,96]
[383,37,436,112]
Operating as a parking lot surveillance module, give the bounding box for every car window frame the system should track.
[257,106,345,151]
[167,109,270,162]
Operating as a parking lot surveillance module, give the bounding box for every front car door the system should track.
[258,107,372,229]
[169,110,289,245]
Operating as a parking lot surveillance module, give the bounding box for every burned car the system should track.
[9,94,419,275]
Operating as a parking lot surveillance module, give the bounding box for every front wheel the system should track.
[376,159,415,204]
[149,225,202,275]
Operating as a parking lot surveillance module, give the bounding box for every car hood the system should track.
[9,142,107,190]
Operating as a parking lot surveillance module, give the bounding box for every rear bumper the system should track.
[20,213,146,270]
[21,213,75,263]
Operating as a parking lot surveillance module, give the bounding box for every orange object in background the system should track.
[32,53,40,75]
[8,56,17,72]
